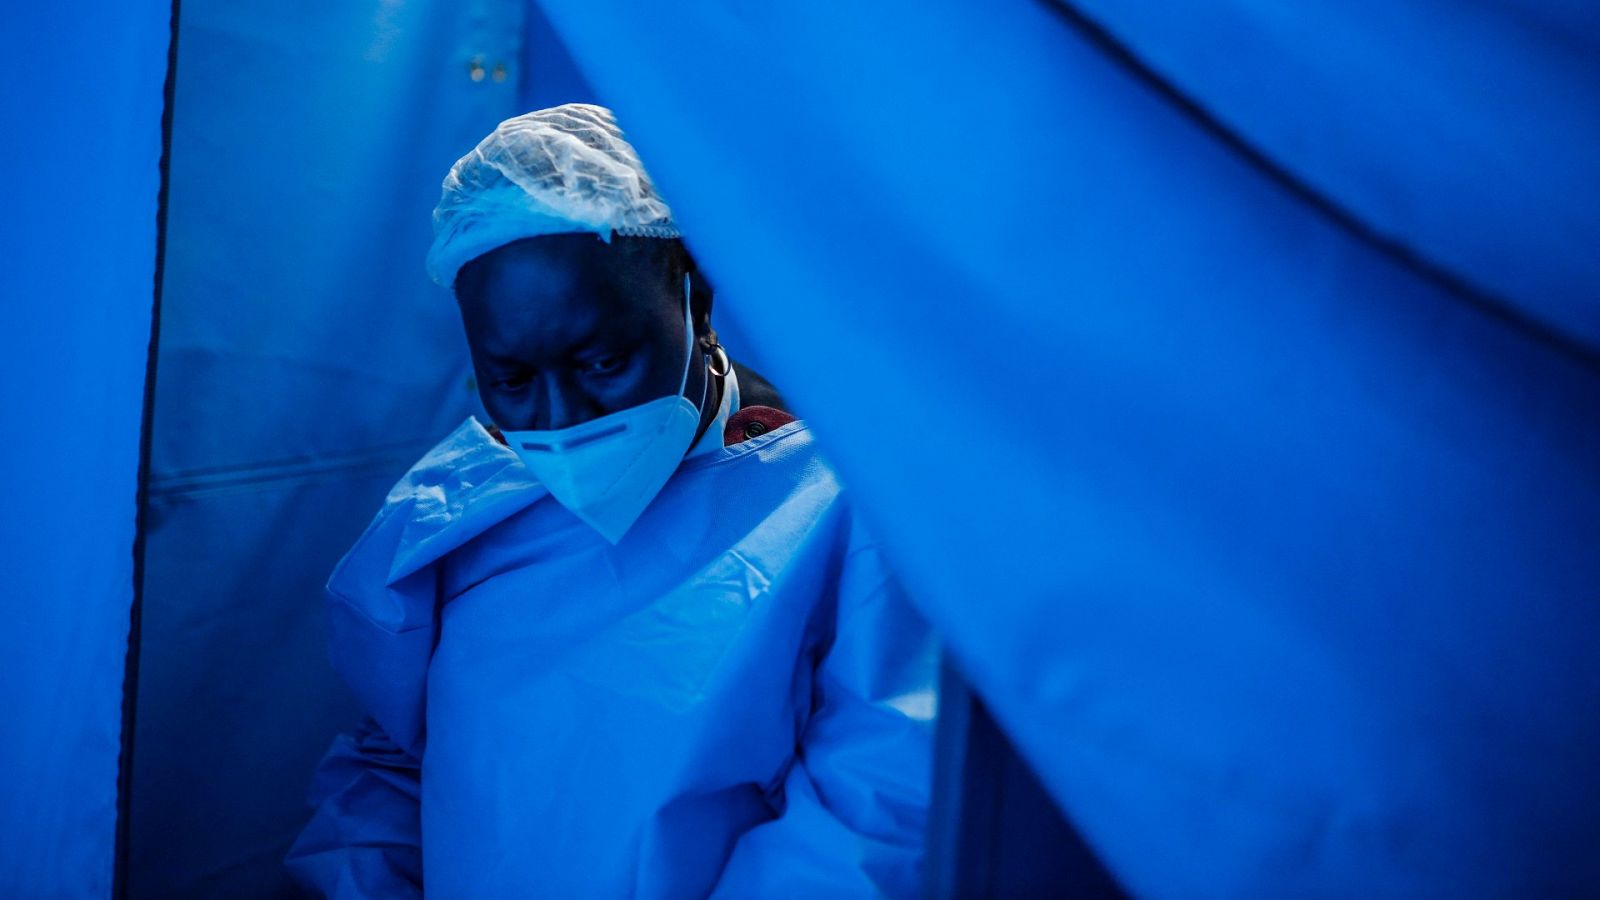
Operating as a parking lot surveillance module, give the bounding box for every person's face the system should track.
[455,234,709,433]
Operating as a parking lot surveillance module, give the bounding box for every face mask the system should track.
[503,274,706,544]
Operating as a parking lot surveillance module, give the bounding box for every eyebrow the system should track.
[481,329,636,372]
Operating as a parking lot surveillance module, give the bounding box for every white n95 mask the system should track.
[502,274,706,544]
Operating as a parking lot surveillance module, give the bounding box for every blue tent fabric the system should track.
[532,2,1600,895]
[0,2,171,897]
[125,0,522,895]
[1059,0,1600,355]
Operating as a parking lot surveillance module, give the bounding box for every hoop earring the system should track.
[707,343,733,377]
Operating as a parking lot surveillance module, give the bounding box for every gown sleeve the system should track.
[284,419,529,897]
[283,716,424,899]
[712,539,940,899]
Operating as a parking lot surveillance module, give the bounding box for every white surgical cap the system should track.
[425,103,680,288]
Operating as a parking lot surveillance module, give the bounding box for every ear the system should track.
[698,326,721,354]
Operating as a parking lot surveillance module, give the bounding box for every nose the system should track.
[534,372,601,431]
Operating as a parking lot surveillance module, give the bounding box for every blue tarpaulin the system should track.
[123,1,520,895]
[0,2,170,896]
[533,2,1600,895]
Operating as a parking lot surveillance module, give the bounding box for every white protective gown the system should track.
[285,414,938,898]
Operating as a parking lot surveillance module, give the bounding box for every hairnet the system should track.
[425,103,680,287]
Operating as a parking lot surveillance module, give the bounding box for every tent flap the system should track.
[533,2,1600,895]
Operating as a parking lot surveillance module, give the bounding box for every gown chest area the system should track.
[420,444,846,889]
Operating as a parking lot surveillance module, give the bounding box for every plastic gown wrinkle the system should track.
[322,419,546,757]
[285,720,423,900]
[293,419,936,897]
[379,419,549,586]
[571,551,767,711]
[714,541,936,900]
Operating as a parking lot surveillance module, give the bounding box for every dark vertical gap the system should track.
[928,659,1127,897]
[1035,0,1600,374]
[115,0,182,896]
[924,662,976,897]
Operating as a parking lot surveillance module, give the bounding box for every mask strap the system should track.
[677,272,696,397]
[683,271,719,455]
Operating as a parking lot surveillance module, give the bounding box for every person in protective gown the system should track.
[284,104,939,898]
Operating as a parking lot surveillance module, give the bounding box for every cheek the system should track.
[617,332,694,405]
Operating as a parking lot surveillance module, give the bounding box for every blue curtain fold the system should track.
[0,2,171,896]
[126,1,520,895]
[532,3,1600,895]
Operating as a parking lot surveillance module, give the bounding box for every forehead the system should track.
[456,235,673,358]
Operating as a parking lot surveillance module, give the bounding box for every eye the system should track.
[583,353,627,376]
[493,374,531,392]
